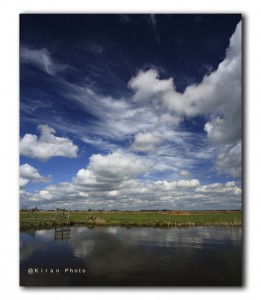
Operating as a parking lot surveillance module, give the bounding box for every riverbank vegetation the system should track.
[20,210,242,229]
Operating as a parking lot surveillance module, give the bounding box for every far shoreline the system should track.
[20,210,242,230]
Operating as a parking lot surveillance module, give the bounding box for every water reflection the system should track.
[55,227,71,241]
[20,226,242,286]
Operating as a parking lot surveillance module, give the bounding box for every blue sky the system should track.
[19,14,242,210]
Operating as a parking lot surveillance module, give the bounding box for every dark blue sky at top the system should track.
[19,14,242,209]
[21,14,240,92]
[20,14,241,138]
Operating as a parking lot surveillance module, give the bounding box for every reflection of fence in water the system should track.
[55,226,71,241]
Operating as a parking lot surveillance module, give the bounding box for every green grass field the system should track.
[20,210,242,229]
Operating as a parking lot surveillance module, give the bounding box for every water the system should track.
[20,226,242,286]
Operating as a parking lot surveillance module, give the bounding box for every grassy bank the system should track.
[20,210,242,229]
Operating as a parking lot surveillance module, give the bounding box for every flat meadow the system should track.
[20,210,242,229]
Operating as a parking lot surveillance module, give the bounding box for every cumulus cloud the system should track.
[90,151,152,180]
[154,179,200,190]
[215,141,241,178]
[74,169,97,186]
[128,69,173,103]
[180,170,190,177]
[225,181,236,187]
[20,47,66,76]
[204,106,241,145]
[20,175,241,211]
[195,182,241,196]
[19,178,29,188]
[19,163,50,188]
[177,179,200,188]
[19,21,242,210]
[20,163,50,181]
[128,21,242,145]
[20,125,78,160]
[107,190,119,197]
[19,144,242,210]
[74,151,152,189]
[127,21,242,180]
[131,132,162,153]
[20,159,241,209]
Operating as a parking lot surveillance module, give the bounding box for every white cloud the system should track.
[20,47,66,76]
[128,69,173,103]
[61,84,160,141]
[215,141,241,178]
[89,151,152,181]
[56,86,198,176]
[225,181,236,187]
[158,113,181,126]
[131,132,162,153]
[154,179,200,190]
[20,176,241,211]
[180,170,190,177]
[107,190,119,197]
[74,169,97,186]
[20,163,50,181]
[204,106,241,145]
[39,190,53,200]
[75,151,152,188]
[126,21,242,181]
[19,22,243,211]
[177,179,200,188]
[195,182,241,196]
[19,163,50,188]
[19,178,29,188]
[128,21,242,146]
[20,124,78,160]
